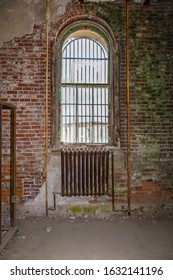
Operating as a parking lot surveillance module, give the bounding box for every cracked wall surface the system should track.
[0,0,71,48]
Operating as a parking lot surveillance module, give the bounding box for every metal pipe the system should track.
[0,105,2,244]
[65,150,69,195]
[45,0,50,217]
[70,149,73,195]
[126,0,131,216]
[10,108,16,227]
[74,149,77,195]
[61,149,64,196]
[112,152,115,211]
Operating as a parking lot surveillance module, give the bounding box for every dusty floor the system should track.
[0,213,173,260]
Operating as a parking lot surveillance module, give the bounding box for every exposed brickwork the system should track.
[129,2,173,186]
[0,1,173,213]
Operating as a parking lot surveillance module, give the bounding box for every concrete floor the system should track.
[0,214,173,260]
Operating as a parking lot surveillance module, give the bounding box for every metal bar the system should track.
[112,152,115,211]
[98,149,101,195]
[63,57,108,61]
[61,149,65,196]
[74,149,77,196]
[94,150,97,194]
[70,149,73,195]
[126,0,131,216]
[65,150,69,195]
[10,108,16,227]
[90,149,93,195]
[45,0,50,217]
[86,149,89,195]
[81,149,85,195]
[0,105,2,244]
[76,86,78,143]
[78,149,81,195]
[106,150,109,193]
[102,149,105,194]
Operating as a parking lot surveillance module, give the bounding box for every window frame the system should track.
[61,36,110,144]
[54,19,118,148]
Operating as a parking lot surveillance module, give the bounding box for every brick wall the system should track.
[0,1,173,211]
[0,24,48,203]
[128,2,173,187]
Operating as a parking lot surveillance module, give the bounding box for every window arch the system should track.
[55,20,117,146]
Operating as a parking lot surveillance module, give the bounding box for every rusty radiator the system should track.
[61,148,115,208]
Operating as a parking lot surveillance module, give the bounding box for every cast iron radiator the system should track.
[61,148,115,209]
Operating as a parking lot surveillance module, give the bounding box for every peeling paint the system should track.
[0,0,71,48]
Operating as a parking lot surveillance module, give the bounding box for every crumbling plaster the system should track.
[0,0,149,48]
[0,0,71,48]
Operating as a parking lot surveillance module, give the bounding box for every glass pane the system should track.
[61,37,109,144]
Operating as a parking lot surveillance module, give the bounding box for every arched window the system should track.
[56,22,117,146]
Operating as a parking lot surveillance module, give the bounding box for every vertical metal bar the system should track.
[61,149,65,196]
[0,105,2,244]
[78,149,81,195]
[10,108,16,227]
[126,0,131,216]
[76,86,78,143]
[106,149,109,194]
[70,149,72,195]
[98,149,101,195]
[96,43,99,142]
[94,149,97,195]
[97,87,98,143]
[74,149,76,195]
[80,39,82,82]
[86,149,89,195]
[92,86,95,143]
[69,87,72,143]
[65,150,69,195]
[93,40,95,83]
[82,149,85,195]
[90,149,93,195]
[101,88,103,141]
[112,152,115,211]
[45,0,50,217]
[102,149,105,194]
[65,86,67,142]
[89,87,91,143]
[105,88,107,143]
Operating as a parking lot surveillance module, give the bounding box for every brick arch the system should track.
[50,11,120,147]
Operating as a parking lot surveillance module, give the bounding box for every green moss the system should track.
[68,205,111,214]
[83,206,97,213]
[68,206,83,213]
[85,3,125,36]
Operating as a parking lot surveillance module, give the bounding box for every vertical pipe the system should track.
[98,149,101,195]
[10,108,16,227]
[66,150,69,195]
[82,149,85,195]
[61,149,65,196]
[90,150,93,195]
[0,105,2,244]
[74,149,76,195]
[86,149,89,195]
[112,152,115,211]
[78,149,81,195]
[106,150,109,193]
[126,0,131,215]
[94,150,97,195]
[70,149,73,195]
[45,0,50,217]
[102,149,105,194]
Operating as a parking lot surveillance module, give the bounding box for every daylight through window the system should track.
[60,36,109,144]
